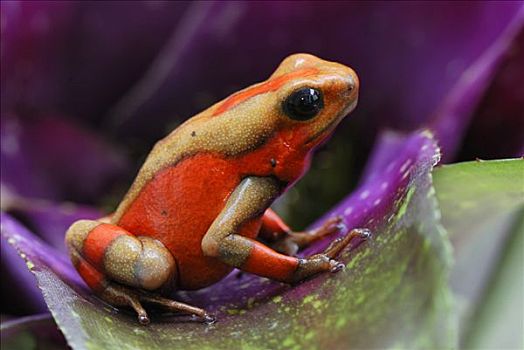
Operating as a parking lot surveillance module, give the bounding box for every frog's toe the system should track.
[203,313,217,324]
[357,228,372,240]
[330,261,345,273]
[138,313,150,325]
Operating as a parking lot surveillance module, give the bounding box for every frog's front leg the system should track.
[201,177,369,283]
[260,208,345,256]
[65,221,214,324]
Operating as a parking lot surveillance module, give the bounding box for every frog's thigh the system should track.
[66,220,176,291]
[201,177,300,282]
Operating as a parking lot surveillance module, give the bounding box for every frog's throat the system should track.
[305,99,357,146]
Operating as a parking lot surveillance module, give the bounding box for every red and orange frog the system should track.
[66,53,370,324]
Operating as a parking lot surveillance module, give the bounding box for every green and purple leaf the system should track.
[1,131,456,349]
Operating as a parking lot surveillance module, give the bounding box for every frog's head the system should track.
[203,53,358,158]
[271,53,359,148]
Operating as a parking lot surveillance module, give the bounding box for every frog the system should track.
[65,53,369,325]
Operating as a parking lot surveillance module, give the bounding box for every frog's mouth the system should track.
[304,99,357,146]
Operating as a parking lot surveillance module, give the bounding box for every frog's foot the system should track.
[323,227,371,260]
[290,228,371,282]
[271,216,346,256]
[101,283,215,325]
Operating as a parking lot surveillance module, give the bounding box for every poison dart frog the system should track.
[66,53,369,324]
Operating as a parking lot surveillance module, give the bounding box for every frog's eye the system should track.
[283,87,324,121]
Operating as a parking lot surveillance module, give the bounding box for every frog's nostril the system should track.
[346,82,356,95]
[347,75,357,93]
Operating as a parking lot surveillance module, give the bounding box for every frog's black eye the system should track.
[283,87,323,121]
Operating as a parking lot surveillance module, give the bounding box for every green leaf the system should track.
[433,158,524,347]
[434,159,524,238]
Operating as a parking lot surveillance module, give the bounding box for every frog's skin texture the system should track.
[66,53,368,324]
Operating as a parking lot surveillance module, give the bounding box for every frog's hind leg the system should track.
[65,220,213,324]
[65,220,176,292]
[95,280,215,325]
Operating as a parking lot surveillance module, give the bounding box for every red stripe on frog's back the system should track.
[213,67,318,116]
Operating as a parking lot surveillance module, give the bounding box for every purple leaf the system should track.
[1,200,99,316]
[308,130,441,252]
[1,234,47,314]
[8,199,100,253]
[1,212,88,298]
[0,1,75,116]
[1,114,129,203]
[429,8,524,160]
[0,1,188,122]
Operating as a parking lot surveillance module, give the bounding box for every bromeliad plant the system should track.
[1,2,523,349]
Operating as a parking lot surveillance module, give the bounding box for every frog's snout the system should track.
[348,81,355,93]
[343,72,359,106]
[346,70,359,93]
